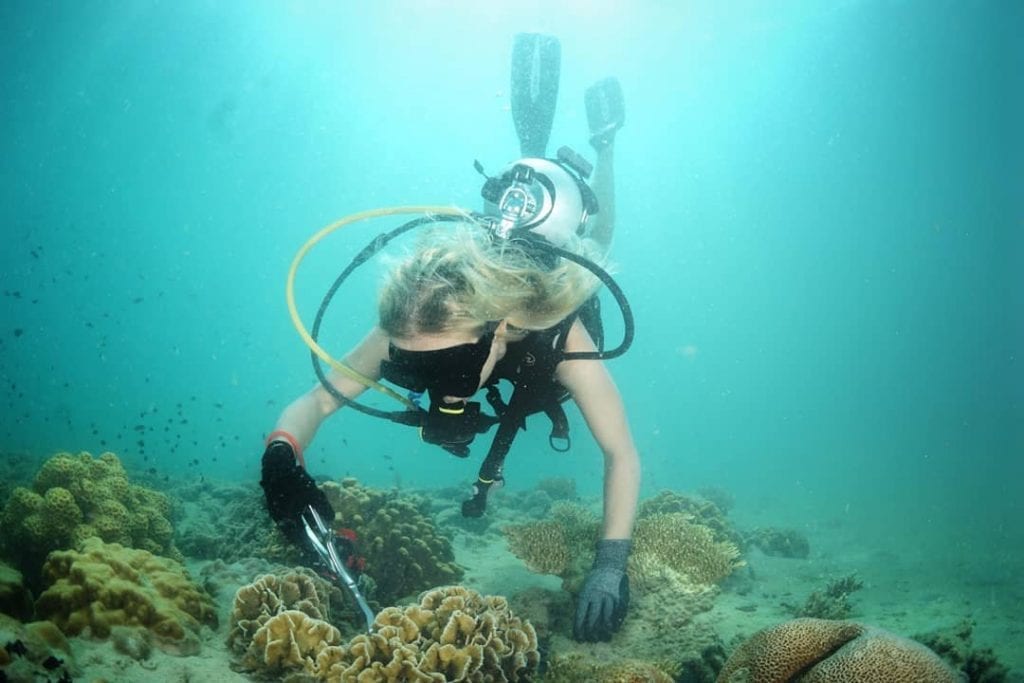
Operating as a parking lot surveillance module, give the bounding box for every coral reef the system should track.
[172,479,277,563]
[695,486,735,515]
[535,476,578,502]
[504,503,741,592]
[746,527,810,559]
[0,560,33,621]
[788,574,863,619]
[804,575,862,617]
[541,568,724,677]
[34,537,218,655]
[321,477,463,604]
[198,556,281,601]
[638,490,741,546]
[915,619,1009,683]
[716,618,963,682]
[0,613,76,681]
[230,584,538,682]
[0,451,181,580]
[542,655,677,682]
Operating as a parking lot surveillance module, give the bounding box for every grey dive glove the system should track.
[573,539,631,642]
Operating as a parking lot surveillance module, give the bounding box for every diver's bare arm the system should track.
[557,320,639,540]
[273,327,389,448]
[588,145,615,252]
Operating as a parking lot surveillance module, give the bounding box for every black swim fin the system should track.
[585,77,624,151]
[510,33,561,158]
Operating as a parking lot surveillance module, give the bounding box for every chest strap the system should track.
[461,317,574,517]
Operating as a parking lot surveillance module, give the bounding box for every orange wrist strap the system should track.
[266,430,305,469]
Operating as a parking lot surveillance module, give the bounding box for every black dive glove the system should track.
[585,77,625,151]
[573,539,631,642]
[259,440,333,545]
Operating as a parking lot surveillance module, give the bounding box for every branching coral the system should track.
[639,490,741,546]
[790,574,863,620]
[34,537,217,655]
[631,513,742,588]
[503,504,741,591]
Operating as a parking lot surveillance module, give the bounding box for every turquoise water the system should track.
[2,0,1021,649]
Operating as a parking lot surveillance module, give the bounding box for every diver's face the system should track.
[388,321,509,403]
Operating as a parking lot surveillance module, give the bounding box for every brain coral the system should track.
[34,537,217,655]
[0,451,181,574]
[321,478,463,604]
[717,618,965,683]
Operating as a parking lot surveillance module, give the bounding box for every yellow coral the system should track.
[34,537,217,655]
[0,451,181,567]
[505,506,740,593]
[244,610,342,673]
[227,568,342,659]
[320,479,463,604]
[91,499,131,544]
[503,503,600,583]
[4,487,43,516]
[40,487,82,543]
[503,521,571,575]
[32,452,86,492]
[232,585,539,682]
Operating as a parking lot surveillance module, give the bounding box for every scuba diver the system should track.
[260,33,636,643]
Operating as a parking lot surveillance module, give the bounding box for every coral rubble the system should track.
[789,574,863,620]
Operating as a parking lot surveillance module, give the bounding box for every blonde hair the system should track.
[378,220,603,338]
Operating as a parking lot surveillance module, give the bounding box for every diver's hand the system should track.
[259,440,333,545]
[573,539,631,642]
[585,77,625,151]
